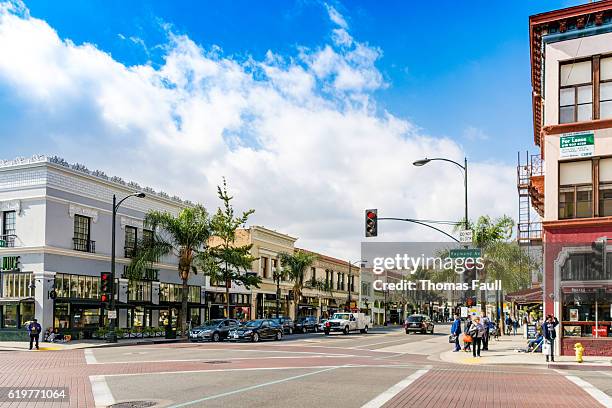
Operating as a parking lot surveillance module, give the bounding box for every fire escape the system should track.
[517,151,543,245]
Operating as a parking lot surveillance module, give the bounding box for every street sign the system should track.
[107,310,117,319]
[560,131,594,159]
[460,307,468,317]
[459,229,473,243]
[449,248,481,259]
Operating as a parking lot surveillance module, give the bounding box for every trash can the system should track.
[165,325,176,339]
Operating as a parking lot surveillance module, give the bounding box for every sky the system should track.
[0,0,585,259]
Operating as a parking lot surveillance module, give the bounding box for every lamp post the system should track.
[413,157,468,232]
[108,192,145,342]
[347,260,366,311]
[274,267,282,319]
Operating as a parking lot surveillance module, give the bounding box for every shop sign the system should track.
[526,324,537,340]
[460,307,468,317]
[560,131,594,159]
[1,256,20,272]
[107,310,117,319]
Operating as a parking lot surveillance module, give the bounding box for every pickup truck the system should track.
[323,312,370,335]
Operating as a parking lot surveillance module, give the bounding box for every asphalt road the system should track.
[1,325,610,408]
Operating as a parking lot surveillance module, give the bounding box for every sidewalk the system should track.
[0,337,184,351]
[439,335,612,369]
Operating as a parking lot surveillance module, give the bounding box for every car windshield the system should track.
[332,314,350,320]
[200,320,223,327]
[407,316,424,322]
[244,320,263,328]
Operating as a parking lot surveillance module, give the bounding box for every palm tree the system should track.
[203,179,261,318]
[127,205,211,334]
[279,250,317,320]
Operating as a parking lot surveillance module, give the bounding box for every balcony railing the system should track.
[73,238,96,253]
[0,234,16,248]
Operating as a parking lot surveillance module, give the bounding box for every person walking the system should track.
[469,316,485,358]
[542,314,559,363]
[451,313,462,352]
[27,319,42,350]
[512,317,519,336]
[481,313,491,351]
[505,315,512,335]
[463,315,472,352]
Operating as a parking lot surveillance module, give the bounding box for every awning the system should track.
[505,287,542,304]
[0,297,34,304]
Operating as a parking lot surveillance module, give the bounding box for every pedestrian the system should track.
[512,318,519,336]
[542,314,559,363]
[463,315,472,352]
[469,316,485,358]
[481,313,491,351]
[505,315,512,335]
[451,313,462,352]
[27,319,42,350]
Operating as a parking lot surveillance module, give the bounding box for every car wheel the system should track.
[252,333,259,342]
[276,332,282,341]
[405,329,409,335]
[213,332,220,342]
[343,326,349,335]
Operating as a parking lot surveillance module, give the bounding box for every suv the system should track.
[270,317,294,334]
[295,316,318,333]
[404,314,434,334]
[189,319,241,342]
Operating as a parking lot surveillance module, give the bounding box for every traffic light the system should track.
[100,272,113,309]
[365,209,378,237]
[591,238,607,277]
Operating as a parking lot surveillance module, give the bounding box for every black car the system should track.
[270,317,294,334]
[228,319,283,342]
[295,316,318,333]
[404,314,434,334]
[189,319,241,342]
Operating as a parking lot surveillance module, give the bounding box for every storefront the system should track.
[0,270,35,329]
[256,293,288,319]
[159,282,203,327]
[206,292,251,321]
[52,273,104,337]
[297,296,318,317]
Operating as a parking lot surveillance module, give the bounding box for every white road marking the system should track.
[167,366,342,407]
[599,371,612,378]
[89,375,115,408]
[84,349,97,364]
[360,368,431,408]
[565,375,612,408]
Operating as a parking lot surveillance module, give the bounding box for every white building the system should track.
[0,155,207,338]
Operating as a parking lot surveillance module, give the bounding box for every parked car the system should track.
[189,319,240,342]
[318,319,328,332]
[270,317,294,334]
[295,316,318,333]
[228,319,283,342]
[404,314,434,334]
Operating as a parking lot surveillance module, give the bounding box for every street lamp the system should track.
[273,266,283,319]
[108,192,146,342]
[413,157,468,232]
[347,260,366,311]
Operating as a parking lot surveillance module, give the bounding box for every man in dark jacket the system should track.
[542,315,559,362]
[463,315,472,351]
[451,314,462,352]
[27,319,42,350]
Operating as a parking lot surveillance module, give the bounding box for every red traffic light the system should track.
[101,273,110,281]
[101,294,108,302]
[367,211,376,219]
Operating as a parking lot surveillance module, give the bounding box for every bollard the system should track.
[574,342,584,363]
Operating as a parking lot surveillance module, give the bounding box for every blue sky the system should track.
[22,0,582,161]
[0,0,584,257]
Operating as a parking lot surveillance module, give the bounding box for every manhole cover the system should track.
[204,360,230,364]
[109,401,156,408]
[108,402,156,408]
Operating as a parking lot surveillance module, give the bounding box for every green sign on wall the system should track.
[560,132,594,159]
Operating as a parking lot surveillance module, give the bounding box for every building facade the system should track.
[529,1,612,356]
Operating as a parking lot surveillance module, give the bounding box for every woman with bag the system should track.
[469,316,485,358]
[463,315,472,352]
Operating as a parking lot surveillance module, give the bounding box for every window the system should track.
[128,280,152,302]
[124,226,137,258]
[600,57,612,119]
[560,60,592,124]
[559,161,592,219]
[159,283,201,302]
[54,273,100,299]
[142,229,154,246]
[261,257,269,279]
[2,211,16,247]
[73,215,94,252]
[1,272,33,298]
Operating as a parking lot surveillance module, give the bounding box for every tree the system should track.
[279,250,317,320]
[127,205,211,334]
[204,179,261,319]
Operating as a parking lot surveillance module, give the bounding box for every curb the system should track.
[0,338,186,351]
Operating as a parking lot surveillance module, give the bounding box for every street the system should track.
[1,325,610,408]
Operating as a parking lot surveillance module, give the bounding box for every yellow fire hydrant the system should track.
[574,342,584,363]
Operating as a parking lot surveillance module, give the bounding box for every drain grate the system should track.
[203,360,231,364]
[109,401,156,408]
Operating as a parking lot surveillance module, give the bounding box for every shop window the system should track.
[2,304,17,327]
[559,160,592,219]
[55,273,100,299]
[562,291,611,338]
[54,303,70,330]
[1,272,33,298]
[128,280,152,302]
[20,302,34,325]
[559,60,592,124]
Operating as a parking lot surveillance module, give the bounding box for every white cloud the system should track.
[0,2,516,259]
[463,125,490,141]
